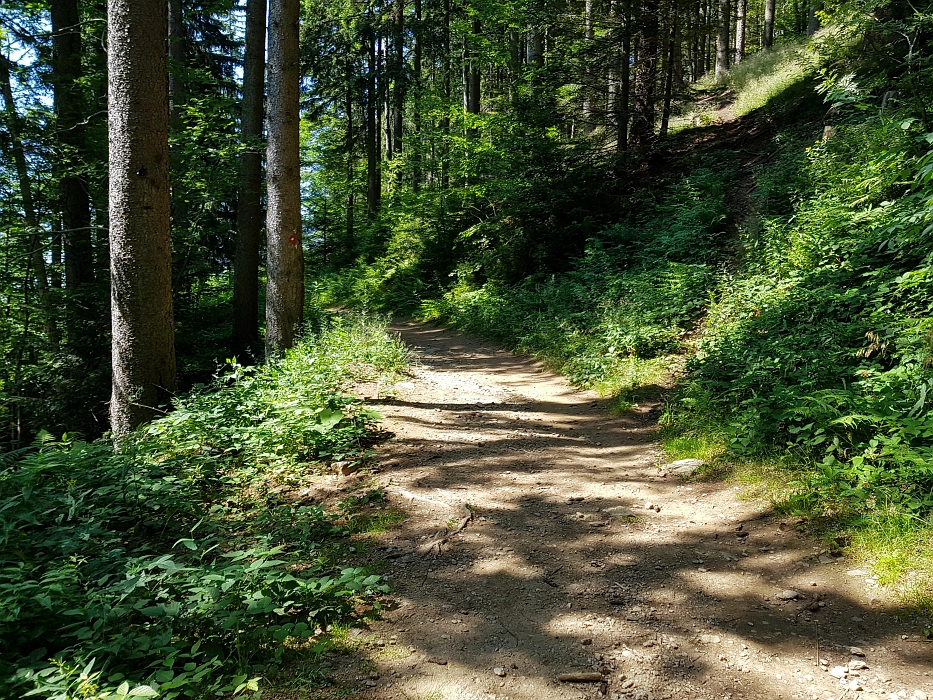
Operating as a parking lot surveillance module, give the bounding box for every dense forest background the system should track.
[1,0,933,695]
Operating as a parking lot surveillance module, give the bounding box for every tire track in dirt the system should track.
[329,321,932,700]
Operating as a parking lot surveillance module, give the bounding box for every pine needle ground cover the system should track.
[0,314,408,699]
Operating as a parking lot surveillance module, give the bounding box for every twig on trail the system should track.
[418,504,473,554]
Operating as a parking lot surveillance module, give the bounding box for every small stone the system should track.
[645,502,654,510]
[581,638,593,646]
[493,667,506,677]
[668,458,706,475]
[605,506,636,518]
[776,590,799,601]
[830,666,849,679]
[700,634,721,644]
[849,646,866,656]
[913,692,928,700]
[847,569,869,576]
[848,660,868,671]
[849,680,864,691]
[819,555,835,564]
[369,672,380,679]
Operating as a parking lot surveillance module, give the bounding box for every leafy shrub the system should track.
[0,314,406,699]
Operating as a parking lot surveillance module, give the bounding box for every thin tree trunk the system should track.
[392,0,404,160]
[441,0,451,190]
[630,0,659,146]
[734,0,746,63]
[0,53,59,349]
[660,5,677,136]
[582,0,594,134]
[167,0,189,264]
[763,0,775,47]
[233,0,266,359]
[470,19,481,114]
[413,0,422,190]
[265,0,304,356]
[107,0,176,434]
[51,0,94,288]
[617,0,632,154]
[715,0,730,81]
[345,54,355,240]
[367,22,381,215]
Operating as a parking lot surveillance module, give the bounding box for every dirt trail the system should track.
[331,322,932,700]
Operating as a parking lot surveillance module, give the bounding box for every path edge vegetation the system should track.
[316,30,933,618]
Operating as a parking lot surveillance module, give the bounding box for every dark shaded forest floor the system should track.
[278,322,933,700]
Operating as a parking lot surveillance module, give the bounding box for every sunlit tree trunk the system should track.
[715,0,730,81]
[617,0,632,154]
[233,0,267,359]
[265,0,304,356]
[734,0,746,63]
[107,0,176,434]
[763,0,775,47]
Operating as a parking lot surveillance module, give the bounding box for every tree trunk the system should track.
[0,53,59,349]
[763,0,775,47]
[617,0,632,154]
[51,0,94,288]
[470,19,481,114]
[630,0,659,146]
[412,0,422,189]
[660,5,677,136]
[392,0,404,160]
[265,0,304,356]
[107,0,176,435]
[582,0,595,134]
[734,0,746,63]
[715,0,730,81]
[233,0,267,359]
[367,22,381,215]
[345,55,355,241]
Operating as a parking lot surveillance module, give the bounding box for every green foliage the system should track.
[667,113,933,520]
[418,164,730,400]
[0,314,407,699]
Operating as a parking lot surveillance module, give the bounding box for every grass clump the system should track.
[0,313,408,699]
[728,41,819,116]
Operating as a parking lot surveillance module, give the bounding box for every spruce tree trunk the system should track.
[763,0,775,47]
[233,0,267,359]
[630,0,659,146]
[51,0,94,288]
[715,0,730,81]
[265,0,304,356]
[107,0,176,435]
[582,0,594,134]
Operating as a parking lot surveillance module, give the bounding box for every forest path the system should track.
[329,321,932,700]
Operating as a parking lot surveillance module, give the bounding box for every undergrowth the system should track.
[0,313,408,699]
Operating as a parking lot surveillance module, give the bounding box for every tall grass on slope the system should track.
[728,41,819,116]
[1,313,408,700]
